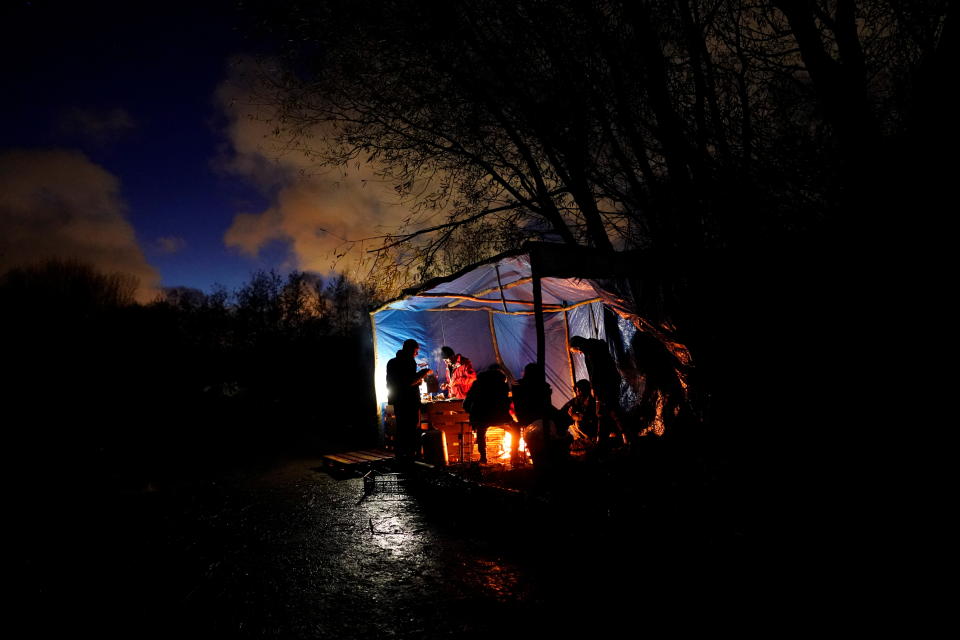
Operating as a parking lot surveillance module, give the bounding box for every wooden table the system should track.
[420,399,473,464]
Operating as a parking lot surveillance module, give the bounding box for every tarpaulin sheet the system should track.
[370,246,675,436]
[372,308,495,405]
[492,311,573,406]
[565,301,607,384]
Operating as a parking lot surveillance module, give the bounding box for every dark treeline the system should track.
[2,260,376,493]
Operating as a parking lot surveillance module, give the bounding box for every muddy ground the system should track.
[12,446,773,638]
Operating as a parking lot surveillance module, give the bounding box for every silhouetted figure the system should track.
[386,339,432,461]
[569,335,627,446]
[463,366,516,463]
[511,363,552,425]
[512,363,566,467]
[440,345,477,398]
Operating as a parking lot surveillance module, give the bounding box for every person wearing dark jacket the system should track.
[386,339,432,461]
[511,362,567,466]
[569,335,627,445]
[463,366,514,463]
[511,362,553,426]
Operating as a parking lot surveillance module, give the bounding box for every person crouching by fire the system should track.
[569,335,628,447]
[560,379,599,444]
[440,345,477,399]
[386,339,432,462]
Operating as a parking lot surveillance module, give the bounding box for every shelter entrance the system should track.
[371,242,664,455]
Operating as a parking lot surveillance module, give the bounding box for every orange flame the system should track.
[499,431,528,461]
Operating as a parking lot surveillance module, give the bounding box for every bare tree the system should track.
[245,1,949,280]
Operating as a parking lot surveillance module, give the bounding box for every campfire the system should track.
[436,423,529,465]
[476,426,529,464]
[498,431,528,461]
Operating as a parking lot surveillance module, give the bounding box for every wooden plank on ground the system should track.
[322,448,396,468]
[344,452,385,462]
[336,452,373,463]
[356,449,394,460]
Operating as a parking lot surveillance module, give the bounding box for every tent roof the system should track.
[372,242,641,315]
[367,242,691,415]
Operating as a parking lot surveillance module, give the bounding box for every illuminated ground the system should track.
[13,451,759,637]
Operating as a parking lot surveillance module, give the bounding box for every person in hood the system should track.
[386,339,432,461]
[440,345,477,399]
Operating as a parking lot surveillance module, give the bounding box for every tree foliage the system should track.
[246,0,953,286]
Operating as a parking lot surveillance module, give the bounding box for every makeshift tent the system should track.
[370,242,689,434]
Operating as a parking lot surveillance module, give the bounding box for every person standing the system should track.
[386,339,432,461]
[440,345,477,399]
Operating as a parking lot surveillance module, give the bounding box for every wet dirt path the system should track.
[15,457,600,638]
[16,454,753,637]
[161,459,542,638]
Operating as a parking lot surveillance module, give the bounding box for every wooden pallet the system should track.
[321,448,395,471]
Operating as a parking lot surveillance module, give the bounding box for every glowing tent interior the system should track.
[370,242,689,440]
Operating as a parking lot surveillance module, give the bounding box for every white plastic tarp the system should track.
[370,251,631,421]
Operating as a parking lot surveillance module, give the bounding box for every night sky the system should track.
[1,1,386,300]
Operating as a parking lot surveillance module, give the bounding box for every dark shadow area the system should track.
[1,264,389,637]
[9,452,756,638]
[3,262,378,495]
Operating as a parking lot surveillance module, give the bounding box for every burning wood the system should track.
[498,431,529,462]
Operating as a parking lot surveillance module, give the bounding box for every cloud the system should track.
[57,106,136,146]
[0,148,161,302]
[215,57,414,278]
[154,235,186,255]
